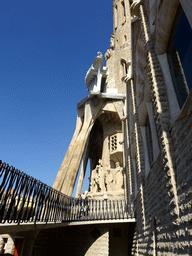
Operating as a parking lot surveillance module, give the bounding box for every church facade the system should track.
[53,0,192,254]
[1,0,192,255]
[124,0,192,255]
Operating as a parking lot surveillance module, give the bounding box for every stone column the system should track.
[53,108,84,191]
[59,99,103,196]
[85,227,109,256]
[0,236,4,254]
[4,234,15,255]
[21,231,39,256]
[75,142,89,198]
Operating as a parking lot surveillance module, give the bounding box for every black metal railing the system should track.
[0,161,134,224]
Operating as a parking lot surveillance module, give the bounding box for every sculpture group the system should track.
[89,160,124,193]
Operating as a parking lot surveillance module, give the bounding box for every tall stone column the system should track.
[21,231,39,256]
[4,234,15,255]
[56,99,103,197]
[53,107,84,191]
[75,141,89,198]
[0,236,4,254]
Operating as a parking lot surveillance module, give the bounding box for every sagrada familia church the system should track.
[1,0,192,255]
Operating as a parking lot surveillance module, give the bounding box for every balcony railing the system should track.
[0,161,134,224]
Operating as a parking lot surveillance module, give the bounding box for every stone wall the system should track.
[33,225,109,256]
[128,0,192,255]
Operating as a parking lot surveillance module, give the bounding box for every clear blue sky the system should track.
[0,0,113,192]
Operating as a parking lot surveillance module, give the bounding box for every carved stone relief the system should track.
[89,160,124,193]
[105,169,114,191]
[114,162,124,190]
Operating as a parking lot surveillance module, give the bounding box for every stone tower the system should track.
[53,0,132,199]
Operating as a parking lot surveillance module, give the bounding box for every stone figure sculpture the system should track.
[90,165,100,193]
[89,159,106,193]
[106,169,114,191]
[115,162,124,190]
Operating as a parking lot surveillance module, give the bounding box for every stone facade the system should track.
[125,0,192,255]
[2,0,192,255]
[52,0,192,255]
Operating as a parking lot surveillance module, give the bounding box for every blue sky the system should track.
[0,0,113,193]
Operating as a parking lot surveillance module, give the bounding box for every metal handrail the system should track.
[0,161,134,224]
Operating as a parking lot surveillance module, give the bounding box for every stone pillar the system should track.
[85,228,109,256]
[0,236,4,254]
[58,99,103,196]
[21,231,39,256]
[75,143,89,198]
[4,234,15,255]
[60,103,93,196]
[53,108,84,191]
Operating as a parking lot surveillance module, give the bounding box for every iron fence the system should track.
[0,161,134,224]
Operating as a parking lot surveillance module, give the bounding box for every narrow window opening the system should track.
[167,5,192,108]
[145,116,153,166]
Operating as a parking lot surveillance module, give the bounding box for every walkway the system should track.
[0,161,135,233]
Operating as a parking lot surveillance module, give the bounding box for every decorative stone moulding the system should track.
[109,131,123,165]
[130,0,144,17]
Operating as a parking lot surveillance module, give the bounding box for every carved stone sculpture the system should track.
[114,162,124,190]
[89,159,106,193]
[90,165,100,193]
[106,169,114,191]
